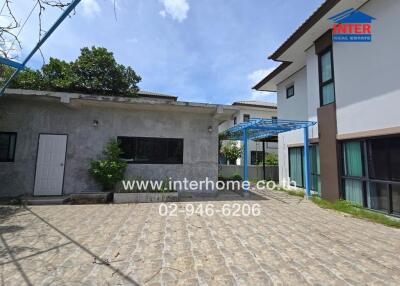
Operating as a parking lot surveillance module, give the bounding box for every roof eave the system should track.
[268,0,341,61]
[252,62,292,91]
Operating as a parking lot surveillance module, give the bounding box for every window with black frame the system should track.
[318,47,335,106]
[341,136,400,216]
[367,137,400,214]
[286,85,294,99]
[0,132,17,162]
[118,137,183,164]
[251,151,264,165]
[342,141,364,206]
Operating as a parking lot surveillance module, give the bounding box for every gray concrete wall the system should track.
[0,96,219,197]
[219,165,278,182]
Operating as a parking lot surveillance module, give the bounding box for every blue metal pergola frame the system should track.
[0,0,81,96]
[222,118,317,198]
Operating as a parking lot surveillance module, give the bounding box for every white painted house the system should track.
[254,0,400,217]
[218,100,278,166]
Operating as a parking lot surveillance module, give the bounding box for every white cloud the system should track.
[159,0,189,22]
[247,68,274,86]
[247,68,277,103]
[82,0,101,18]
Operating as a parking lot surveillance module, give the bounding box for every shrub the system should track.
[89,139,127,191]
[229,174,243,181]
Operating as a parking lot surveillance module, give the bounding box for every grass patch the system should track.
[273,186,304,198]
[311,196,400,228]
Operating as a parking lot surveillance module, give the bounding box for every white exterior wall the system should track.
[334,0,400,136]
[277,67,307,184]
[275,0,400,187]
[277,55,319,185]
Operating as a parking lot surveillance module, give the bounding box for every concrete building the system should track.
[218,100,278,166]
[254,0,400,216]
[0,89,236,197]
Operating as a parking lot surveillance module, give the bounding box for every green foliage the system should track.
[72,47,141,95]
[159,177,174,193]
[42,58,77,91]
[5,67,44,90]
[218,174,243,182]
[89,139,127,191]
[256,153,278,166]
[220,141,242,165]
[273,186,305,197]
[311,196,400,228]
[265,153,278,165]
[4,46,141,96]
[230,174,243,181]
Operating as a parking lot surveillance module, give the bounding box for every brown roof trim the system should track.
[232,102,277,109]
[137,91,178,101]
[269,0,341,60]
[252,62,291,90]
[138,94,178,101]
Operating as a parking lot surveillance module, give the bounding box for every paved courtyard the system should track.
[1,190,400,286]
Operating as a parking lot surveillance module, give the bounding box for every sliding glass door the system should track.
[310,145,321,195]
[289,145,320,193]
[342,141,363,205]
[289,147,303,188]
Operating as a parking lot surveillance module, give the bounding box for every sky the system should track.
[1,0,324,104]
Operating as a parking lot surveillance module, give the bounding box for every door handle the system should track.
[60,163,64,166]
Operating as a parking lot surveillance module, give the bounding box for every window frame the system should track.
[250,150,264,165]
[286,85,295,99]
[117,136,184,165]
[288,144,320,191]
[0,132,17,162]
[318,46,336,106]
[340,136,400,217]
[243,114,250,122]
[288,147,304,188]
[233,117,237,125]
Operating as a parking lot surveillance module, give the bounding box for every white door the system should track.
[34,134,67,196]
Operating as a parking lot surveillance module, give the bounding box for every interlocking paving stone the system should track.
[0,190,400,285]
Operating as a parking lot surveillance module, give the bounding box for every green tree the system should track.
[220,141,242,165]
[8,68,44,90]
[42,58,77,91]
[89,139,128,191]
[2,46,141,96]
[73,47,141,95]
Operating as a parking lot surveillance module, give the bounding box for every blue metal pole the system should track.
[303,126,311,198]
[0,0,82,95]
[243,128,249,192]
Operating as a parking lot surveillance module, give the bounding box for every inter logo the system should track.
[329,8,376,42]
